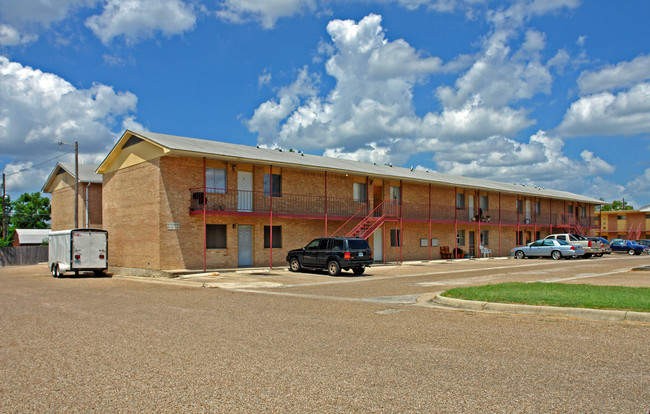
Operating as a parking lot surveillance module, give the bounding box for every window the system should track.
[456,193,465,209]
[420,238,428,247]
[556,235,567,241]
[535,201,541,216]
[206,168,226,193]
[581,206,587,218]
[646,214,650,219]
[516,231,523,245]
[617,215,625,220]
[516,199,523,214]
[206,224,227,249]
[390,229,401,247]
[567,205,574,214]
[264,226,282,248]
[390,186,401,202]
[535,231,541,240]
[353,182,367,203]
[263,174,281,197]
[480,230,489,246]
[457,230,465,246]
[480,195,489,211]
[331,239,345,250]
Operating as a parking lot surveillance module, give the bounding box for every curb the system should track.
[429,294,650,323]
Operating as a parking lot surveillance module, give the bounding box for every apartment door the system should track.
[238,171,253,212]
[373,226,383,262]
[525,200,531,224]
[469,231,476,257]
[238,225,253,266]
[373,186,383,216]
[468,195,474,221]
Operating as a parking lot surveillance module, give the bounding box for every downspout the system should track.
[203,157,206,272]
[477,192,481,256]
[85,183,90,228]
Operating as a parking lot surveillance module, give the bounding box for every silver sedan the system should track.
[511,238,585,260]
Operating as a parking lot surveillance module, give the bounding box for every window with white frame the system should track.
[353,182,367,203]
[480,195,489,212]
[263,174,281,197]
[456,229,465,245]
[390,186,400,202]
[206,168,226,193]
[456,193,465,209]
[480,230,489,246]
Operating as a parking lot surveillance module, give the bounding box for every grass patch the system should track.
[442,282,650,313]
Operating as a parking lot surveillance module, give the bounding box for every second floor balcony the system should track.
[189,187,597,229]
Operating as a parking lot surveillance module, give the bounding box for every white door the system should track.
[373,226,383,262]
[468,195,474,221]
[238,225,253,266]
[238,171,253,212]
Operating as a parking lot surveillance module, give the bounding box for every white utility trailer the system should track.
[48,229,108,277]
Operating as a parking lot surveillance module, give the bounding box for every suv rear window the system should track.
[348,239,370,250]
[331,239,345,251]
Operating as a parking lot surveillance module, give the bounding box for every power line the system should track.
[3,150,73,177]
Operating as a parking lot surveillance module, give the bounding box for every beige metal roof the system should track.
[42,162,102,193]
[103,130,604,204]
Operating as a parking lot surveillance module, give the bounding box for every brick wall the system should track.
[102,153,600,272]
[103,160,161,270]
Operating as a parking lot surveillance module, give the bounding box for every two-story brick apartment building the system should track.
[42,162,103,230]
[97,130,602,274]
[597,205,650,240]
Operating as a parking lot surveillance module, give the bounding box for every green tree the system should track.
[600,199,634,212]
[10,192,51,229]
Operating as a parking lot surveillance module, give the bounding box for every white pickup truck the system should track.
[543,233,603,258]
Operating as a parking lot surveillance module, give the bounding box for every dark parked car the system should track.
[636,239,650,248]
[286,237,372,276]
[610,240,648,255]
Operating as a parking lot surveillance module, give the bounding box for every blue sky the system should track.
[1,0,649,208]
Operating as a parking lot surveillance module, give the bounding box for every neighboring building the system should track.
[12,229,50,246]
[597,209,650,240]
[96,130,602,274]
[42,162,103,231]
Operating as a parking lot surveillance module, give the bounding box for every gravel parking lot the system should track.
[1,256,648,413]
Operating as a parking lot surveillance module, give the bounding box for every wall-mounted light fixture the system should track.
[232,164,237,171]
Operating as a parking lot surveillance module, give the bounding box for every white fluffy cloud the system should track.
[0,56,139,193]
[419,131,615,193]
[577,54,650,95]
[558,82,650,136]
[85,0,198,44]
[247,13,533,151]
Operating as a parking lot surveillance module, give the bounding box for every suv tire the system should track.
[289,257,302,272]
[327,260,341,276]
[352,267,365,275]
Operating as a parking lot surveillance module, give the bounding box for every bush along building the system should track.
[96,130,602,275]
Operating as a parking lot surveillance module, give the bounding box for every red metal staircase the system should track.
[345,200,398,239]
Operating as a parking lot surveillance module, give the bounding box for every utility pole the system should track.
[59,140,79,227]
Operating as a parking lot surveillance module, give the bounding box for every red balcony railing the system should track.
[189,188,599,230]
[190,187,368,218]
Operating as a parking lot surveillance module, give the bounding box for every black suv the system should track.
[286,237,373,276]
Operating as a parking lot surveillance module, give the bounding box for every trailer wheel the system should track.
[51,264,60,278]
